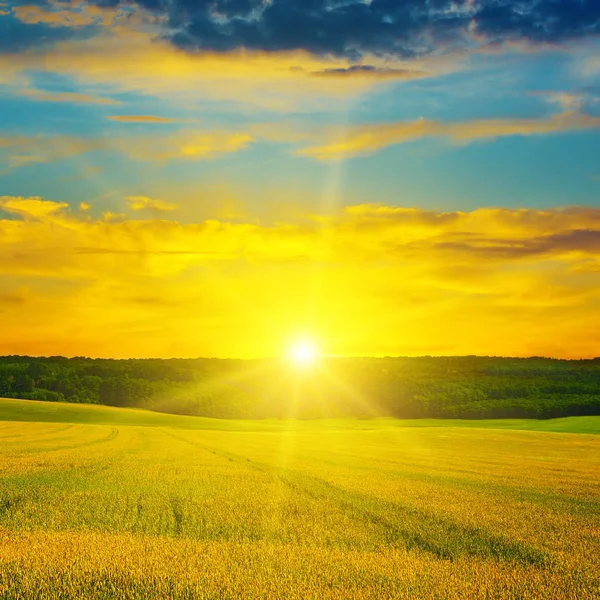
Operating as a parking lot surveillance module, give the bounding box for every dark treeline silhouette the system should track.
[1,355,600,420]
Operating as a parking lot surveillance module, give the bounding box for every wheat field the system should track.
[0,399,599,599]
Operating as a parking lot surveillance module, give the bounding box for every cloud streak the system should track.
[311,65,429,81]
[12,2,114,28]
[17,88,122,105]
[296,111,600,160]
[108,115,177,123]
[0,129,253,171]
[2,108,598,170]
[126,196,179,212]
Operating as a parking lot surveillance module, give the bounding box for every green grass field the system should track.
[0,398,599,599]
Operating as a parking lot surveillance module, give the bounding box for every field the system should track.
[0,399,599,599]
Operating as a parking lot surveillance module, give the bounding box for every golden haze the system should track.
[1,197,600,359]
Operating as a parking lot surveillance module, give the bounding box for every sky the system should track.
[1,0,600,359]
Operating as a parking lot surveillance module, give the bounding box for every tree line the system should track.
[1,355,600,420]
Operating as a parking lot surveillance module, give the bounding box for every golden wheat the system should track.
[0,417,598,598]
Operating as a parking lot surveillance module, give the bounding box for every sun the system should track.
[288,340,318,366]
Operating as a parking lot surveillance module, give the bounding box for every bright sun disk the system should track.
[289,341,317,365]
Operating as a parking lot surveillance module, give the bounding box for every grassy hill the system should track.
[2,396,599,434]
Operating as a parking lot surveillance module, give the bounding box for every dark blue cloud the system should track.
[3,0,600,58]
[475,1,600,42]
[0,14,76,53]
[107,0,600,58]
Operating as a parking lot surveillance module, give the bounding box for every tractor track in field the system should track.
[0,427,135,494]
[159,429,546,566]
[0,494,25,520]
[0,423,75,441]
[15,427,119,455]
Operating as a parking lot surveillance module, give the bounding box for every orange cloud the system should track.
[126,196,179,212]
[17,89,121,105]
[0,130,252,171]
[5,108,593,171]
[12,2,120,28]
[108,116,176,123]
[113,131,253,161]
[0,196,69,220]
[1,197,600,359]
[0,135,103,171]
[296,111,600,160]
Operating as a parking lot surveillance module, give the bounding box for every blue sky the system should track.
[1,1,599,220]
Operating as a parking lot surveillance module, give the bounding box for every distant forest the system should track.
[1,355,600,420]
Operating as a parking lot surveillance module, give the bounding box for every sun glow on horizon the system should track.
[288,340,318,366]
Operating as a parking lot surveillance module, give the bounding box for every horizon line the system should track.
[1,353,599,362]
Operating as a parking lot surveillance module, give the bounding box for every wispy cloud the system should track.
[311,65,429,81]
[295,111,600,160]
[0,135,101,172]
[2,107,598,170]
[17,88,121,105]
[108,115,176,123]
[0,130,253,171]
[530,90,586,111]
[126,196,178,212]
[0,195,69,220]
[12,2,120,28]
